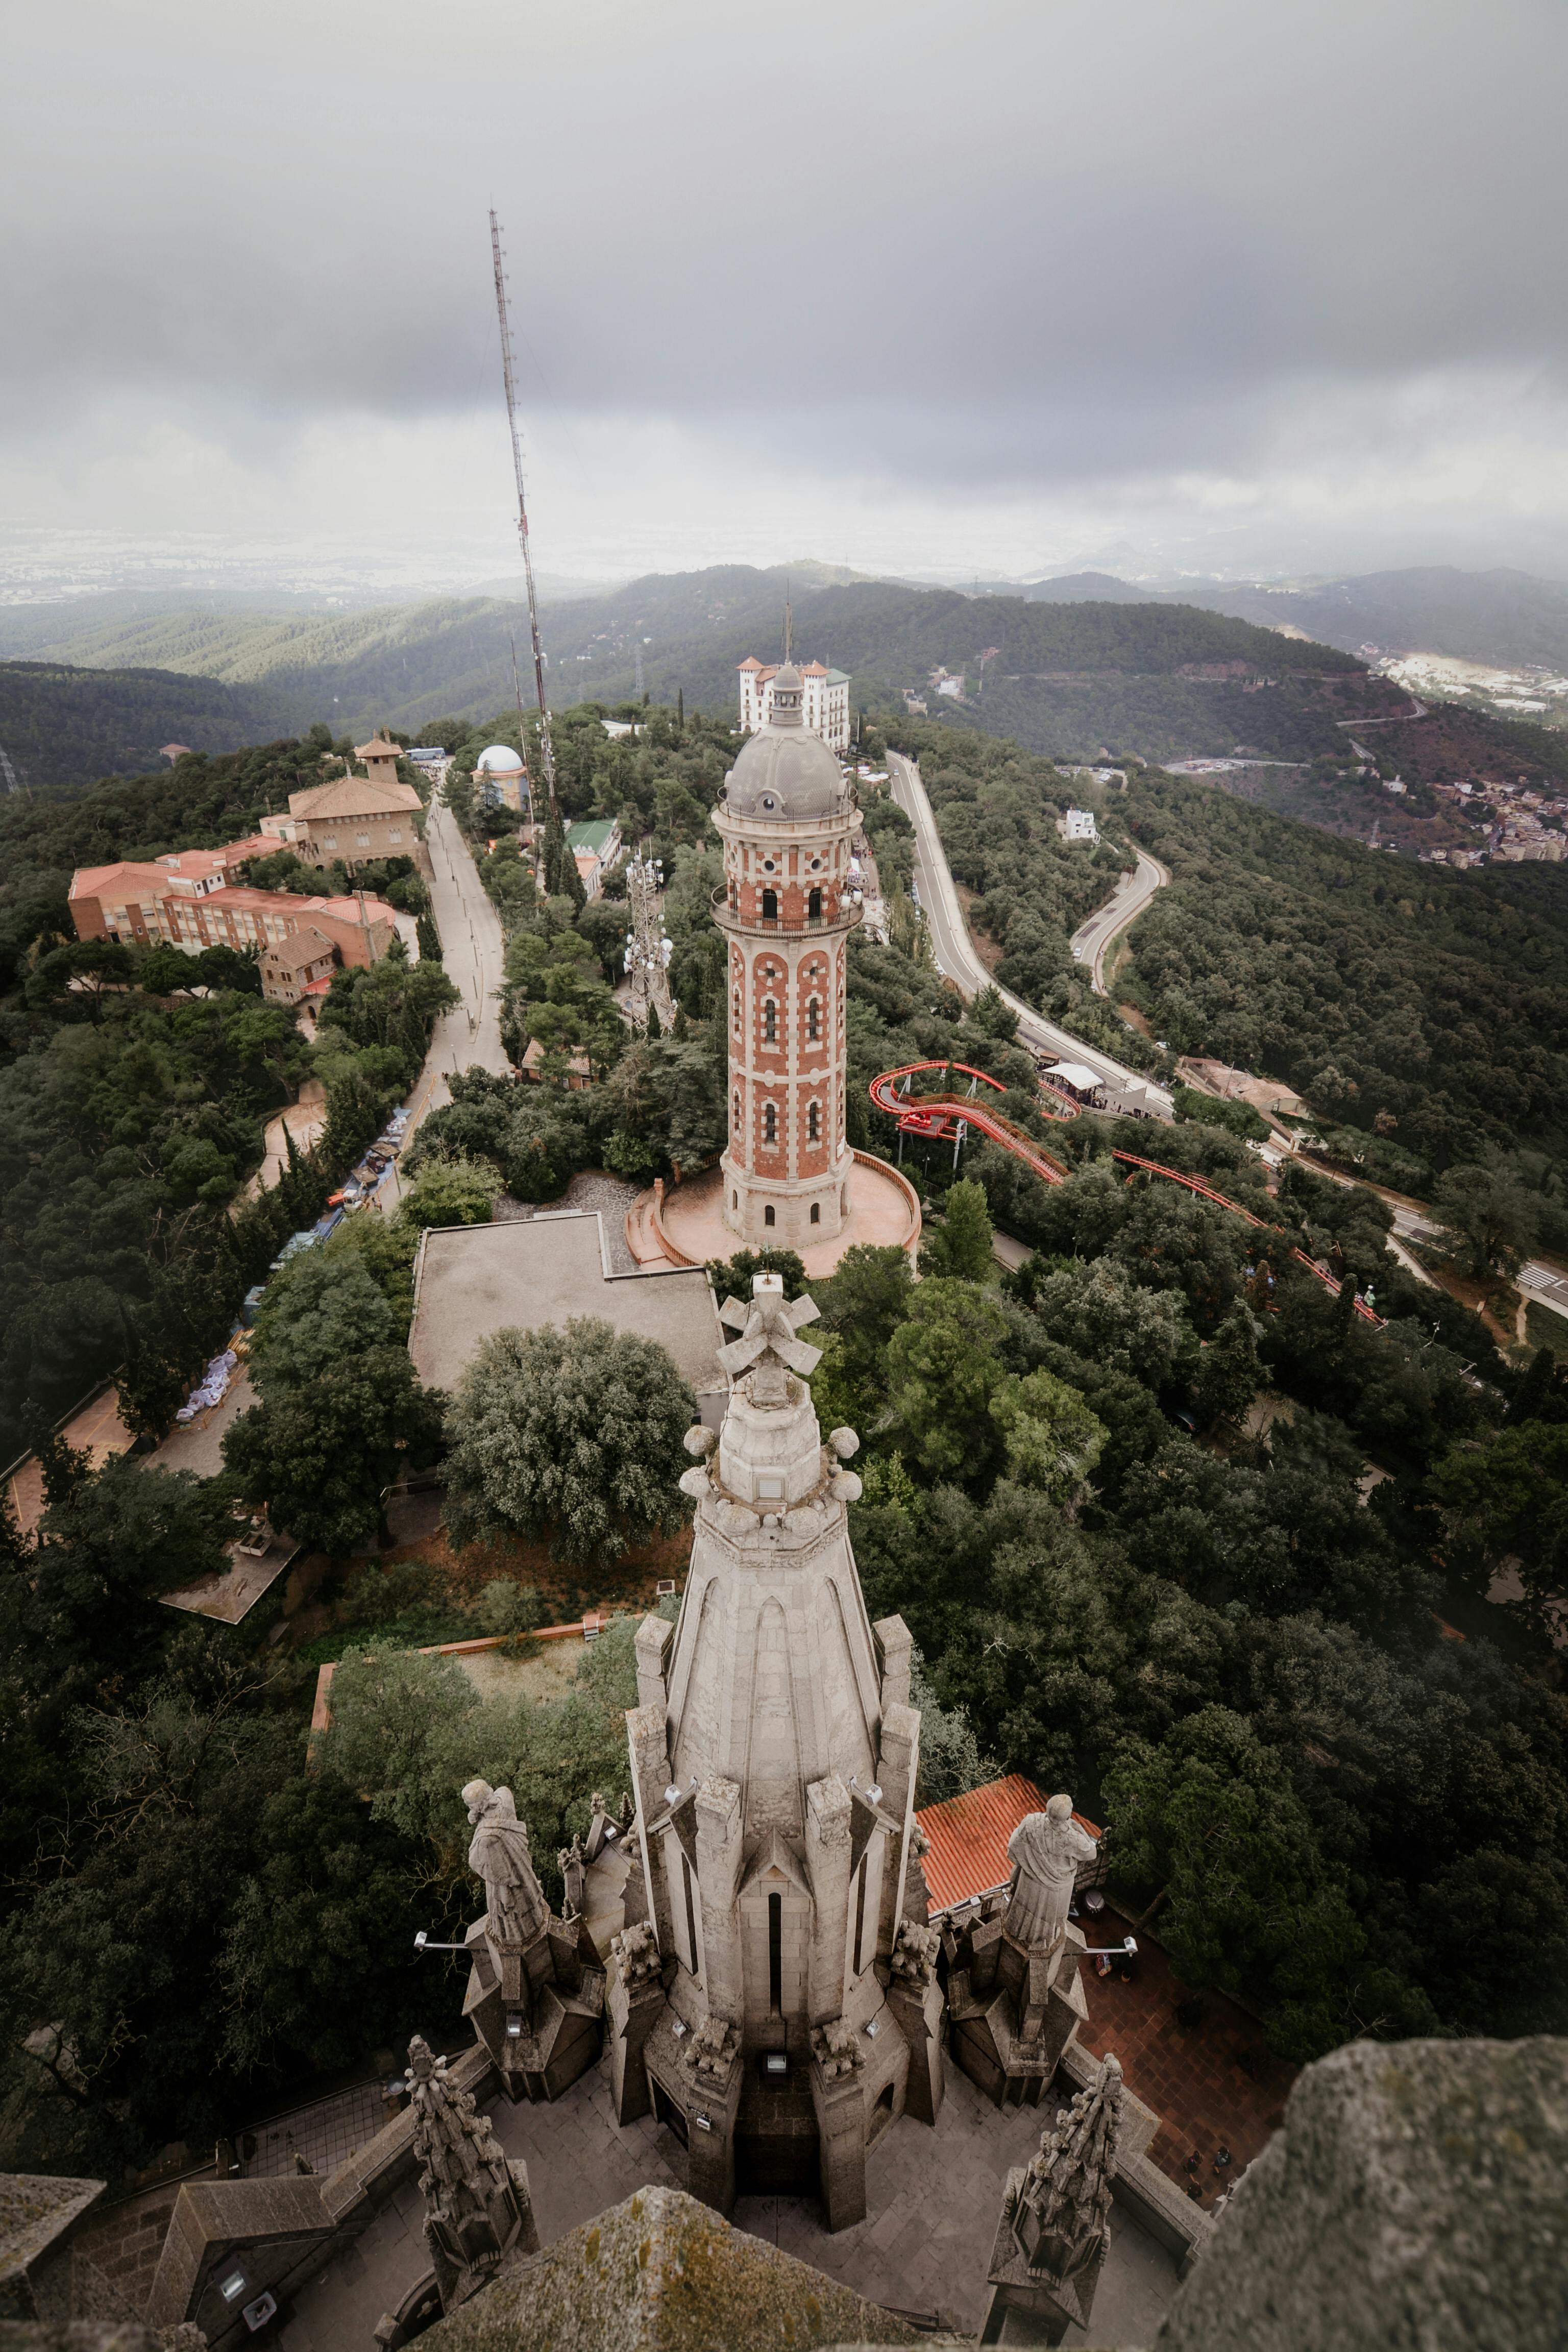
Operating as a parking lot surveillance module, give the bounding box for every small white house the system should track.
[1064,808,1099,842]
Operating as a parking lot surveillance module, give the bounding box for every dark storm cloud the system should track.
[4,0,1566,497]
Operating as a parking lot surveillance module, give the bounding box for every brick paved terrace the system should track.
[1076,1901,1296,2213]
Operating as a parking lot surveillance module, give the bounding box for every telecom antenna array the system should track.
[488,209,556,810]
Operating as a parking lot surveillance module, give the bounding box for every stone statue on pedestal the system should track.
[462,1780,548,1949]
[1005,1795,1098,1955]
[457,1780,606,2104]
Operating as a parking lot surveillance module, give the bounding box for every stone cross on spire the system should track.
[403,2036,539,2317]
[715,1272,821,1404]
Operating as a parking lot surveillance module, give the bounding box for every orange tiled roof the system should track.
[70,860,173,900]
[915,1772,1101,1915]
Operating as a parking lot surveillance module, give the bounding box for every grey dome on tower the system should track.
[725,660,848,821]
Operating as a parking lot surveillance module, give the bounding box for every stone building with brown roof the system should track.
[258,766,425,872]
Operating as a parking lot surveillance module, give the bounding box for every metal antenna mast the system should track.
[489,209,555,813]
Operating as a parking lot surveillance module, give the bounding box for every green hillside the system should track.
[48,566,1381,766]
[17,563,1568,792]
[0,659,300,793]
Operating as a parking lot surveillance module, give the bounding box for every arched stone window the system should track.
[763,1101,777,1144]
[807,887,822,920]
[807,1100,820,1142]
[762,887,778,921]
[810,1202,820,1224]
[806,996,820,1042]
[763,998,777,1043]
[764,1204,775,1227]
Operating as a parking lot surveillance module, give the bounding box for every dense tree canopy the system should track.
[444,1317,697,1565]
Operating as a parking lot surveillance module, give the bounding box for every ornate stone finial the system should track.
[890,1918,941,1988]
[1004,1794,1099,1956]
[810,2017,865,2079]
[715,1277,822,1407]
[1009,2053,1123,2284]
[611,1918,663,1990]
[688,2016,739,2086]
[405,2037,537,2311]
[463,1780,549,1954]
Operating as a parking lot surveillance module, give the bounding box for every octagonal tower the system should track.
[713,663,860,1250]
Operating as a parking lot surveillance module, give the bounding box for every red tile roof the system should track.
[915,1772,1100,1915]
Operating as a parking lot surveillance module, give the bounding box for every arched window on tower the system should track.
[763,1101,777,1144]
[762,887,778,921]
[807,1099,820,1142]
[763,998,777,1043]
[806,996,820,1042]
[807,887,822,920]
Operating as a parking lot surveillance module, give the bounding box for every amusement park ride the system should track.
[868,1060,1384,1327]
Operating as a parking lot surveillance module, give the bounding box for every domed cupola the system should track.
[724,661,847,823]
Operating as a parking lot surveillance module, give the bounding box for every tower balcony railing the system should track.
[710,888,863,935]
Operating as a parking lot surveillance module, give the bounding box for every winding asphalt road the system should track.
[885,750,1174,1114]
[1069,846,1171,994]
[375,795,510,1213]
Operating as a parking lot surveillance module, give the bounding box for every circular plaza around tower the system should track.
[630,1150,920,1279]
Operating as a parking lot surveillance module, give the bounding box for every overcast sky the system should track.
[5,0,1568,593]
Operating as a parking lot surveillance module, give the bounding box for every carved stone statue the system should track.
[1004,1794,1098,1955]
[462,1780,549,1949]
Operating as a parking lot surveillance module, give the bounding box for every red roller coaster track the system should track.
[868,1061,1382,1325]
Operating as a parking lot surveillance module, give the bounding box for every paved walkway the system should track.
[275,2049,1178,2349]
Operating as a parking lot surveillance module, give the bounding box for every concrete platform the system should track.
[407,1212,727,1415]
[634,1154,921,1282]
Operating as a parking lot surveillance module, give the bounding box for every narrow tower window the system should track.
[807,887,822,920]
[768,1891,783,2011]
[762,888,778,921]
[683,1855,700,1980]
[763,998,777,1042]
[807,1100,820,1142]
[763,1101,777,1144]
[806,997,820,1041]
[764,1204,775,1226]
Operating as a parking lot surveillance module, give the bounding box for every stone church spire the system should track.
[404,2036,540,2317]
[982,2052,1125,2340]
[607,1274,945,2230]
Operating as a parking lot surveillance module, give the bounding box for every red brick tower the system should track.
[713,663,861,1248]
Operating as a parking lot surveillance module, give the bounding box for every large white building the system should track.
[738,657,851,754]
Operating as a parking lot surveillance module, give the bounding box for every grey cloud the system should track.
[4,0,1567,526]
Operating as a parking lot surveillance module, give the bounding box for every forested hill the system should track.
[9,566,1389,765]
[0,659,299,791]
[21,562,1568,788]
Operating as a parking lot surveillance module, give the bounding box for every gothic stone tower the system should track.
[714,662,860,1250]
[606,1277,946,2230]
